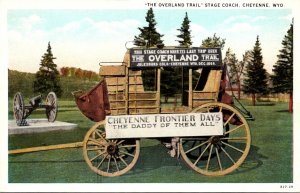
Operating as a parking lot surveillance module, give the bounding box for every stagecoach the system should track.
[74,46,253,177]
[10,46,253,177]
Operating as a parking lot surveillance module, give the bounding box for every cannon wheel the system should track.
[46,92,58,122]
[180,102,251,176]
[13,92,25,122]
[83,121,140,177]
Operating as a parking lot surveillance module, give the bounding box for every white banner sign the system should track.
[105,113,223,139]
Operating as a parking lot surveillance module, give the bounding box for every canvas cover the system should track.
[73,79,110,122]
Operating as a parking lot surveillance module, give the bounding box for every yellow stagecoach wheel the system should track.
[83,121,140,177]
[180,102,251,176]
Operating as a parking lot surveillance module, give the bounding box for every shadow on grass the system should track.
[132,143,182,175]
[228,145,268,175]
[8,143,267,178]
[255,103,275,106]
[132,143,268,176]
[276,109,291,113]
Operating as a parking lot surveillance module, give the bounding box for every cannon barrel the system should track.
[29,95,42,106]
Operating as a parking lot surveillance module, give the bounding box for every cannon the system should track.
[13,92,58,126]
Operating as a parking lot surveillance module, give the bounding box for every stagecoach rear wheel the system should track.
[180,102,251,176]
[46,92,57,122]
[83,121,140,177]
[13,92,25,122]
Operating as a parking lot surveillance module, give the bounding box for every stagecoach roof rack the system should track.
[99,65,126,76]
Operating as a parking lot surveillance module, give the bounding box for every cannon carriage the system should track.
[13,92,58,126]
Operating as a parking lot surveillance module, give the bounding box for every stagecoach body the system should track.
[76,48,233,118]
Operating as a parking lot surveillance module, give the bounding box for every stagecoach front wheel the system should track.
[180,102,251,176]
[83,121,140,177]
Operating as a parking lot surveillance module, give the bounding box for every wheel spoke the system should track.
[97,154,108,168]
[193,143,211,166]
[219,106,223,112]
[185,140,209,154]
[113,157,119,171]
[206,144,214,171]
[220,147,236,164]
[116,140,125,145]
[221,137,248,141]
[48,99,53,105]
[206,107,210,112]
[119,144,137,148]
[224,124,245,135]
[95,130,107,142]
[119,156,128,166]
[199,107,206,113]
[107,157,111,172]
[87,147,105,151]
[50,100,56,106]
[88,137,105,146]
[87,141,102,146]
[221,141,244,153]
[215,147,222,171]
[119,150,135,157]
[224,112,236,127]
[90,151,105,162]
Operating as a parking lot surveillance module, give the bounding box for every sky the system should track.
[7,8,292,73]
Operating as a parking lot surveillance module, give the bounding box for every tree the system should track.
[238,50,253,99]
[33,42,62,97]
[271,23,293,113]
[243,36,268,106]
[223,48,246,99]
[201,33,225,49]
[177,12,192,47]
[83,70,92,80]
[75,68,84,78]
[240,50,253,74]
[175,12,192,100]
[194,34,226,91]
[133,8,164,47]
[60,67,69,76]
[160,12,193,102]
[69,67,76,77]
[223,48,239,84]
[161,67,181,102]
[133,8,164,92]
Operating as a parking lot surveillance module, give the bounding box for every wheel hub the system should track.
[106,143,118,155]
[209,136,221,145]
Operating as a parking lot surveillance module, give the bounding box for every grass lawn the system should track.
[8,98,293,183]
